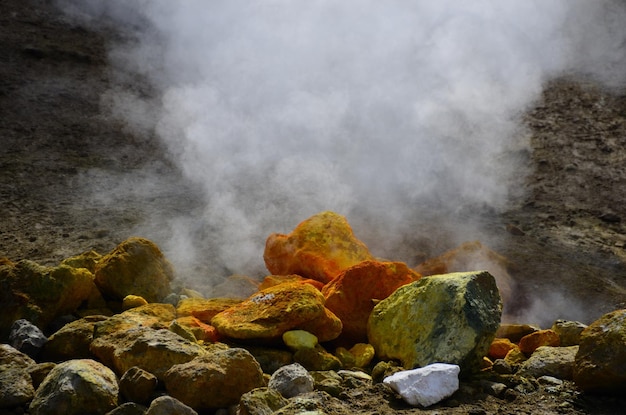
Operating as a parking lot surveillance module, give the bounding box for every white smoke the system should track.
[58,0,626,284]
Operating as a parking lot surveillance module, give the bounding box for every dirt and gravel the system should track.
[2,1,626,414]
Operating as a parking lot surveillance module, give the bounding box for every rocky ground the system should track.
[2,0,626,414]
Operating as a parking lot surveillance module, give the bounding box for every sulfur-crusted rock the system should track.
[368,271,502,374]
[295,306,343,343]
[90,325,206,380]
[0,259,97,338]
[322,260,419,345]
[574,309,626,393]
[41,315,108,362]
[264,211,374,284]
[174,316,220,342]
[94,237,174,303]
[283,330,319,350]
[164,348,265,411]
[122,295,148,310]
[259,274,325,291]
[517,345,578,380]
[119,366,158,404]
[29,359,118,415]
[0,367,35,409]
[176,297,242,324]
[488,338,519,360]
[92,303,176,338]
[518,329,560,356]
[294,345,343,371]
[211,282,341,341]
[60,250,102,274]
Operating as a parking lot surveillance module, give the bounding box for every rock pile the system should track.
[1,211,625,413]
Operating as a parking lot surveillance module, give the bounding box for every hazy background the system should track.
[57,0,626,297]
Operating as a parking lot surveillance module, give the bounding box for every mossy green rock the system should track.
[367,271,502,374]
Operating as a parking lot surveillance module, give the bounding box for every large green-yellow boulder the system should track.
[367,271,502,375]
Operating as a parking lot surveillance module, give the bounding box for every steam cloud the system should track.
[58,1,626,293]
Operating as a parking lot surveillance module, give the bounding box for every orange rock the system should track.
[518,329,560,355]
[322,260,419,345]
[211,282,340,341]
[413,241,513,302]
[258,275,325,291]
[176,316,221,343]
[176,298,242,324]
[264,211,374,284]
[297,307,343,343]
[488,337,519,360]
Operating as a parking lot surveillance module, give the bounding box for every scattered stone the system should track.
[268,363,315,398]
[264,211,374,284]
[574,309,626,393]
[9,319,47,358]
[504,347,528,368]
[211,282,340,341]
[371,360,404,384]
[0,260,98,338]
[283,330,318,350]
[122,295,148,310]
[383,363,461,407]
[496,324,539,343]
[338,369,372,389]
[164,348,265,411]
[176,297,242,323]
[336,343,375,368]
[310,370,344,397]
[519,329,560,355]
[29,359,118,415]
[41,315,108,362]
[492,359,513,374]
[0,366,35,409]
[90,325,207,380]
[551,319,587,346]
[368,271,502,374]
[537,375,564,387]
[94,237,174,303]
[517,345,578,380]
[238,387,289,415]
[245,346,294,375]
[146,395,198,415]
[488,337,518,360]
[322,260,419,344]
[119,366,158,404]
[272,391,349,415]
[480,380,508,397]
[294,345,343,371]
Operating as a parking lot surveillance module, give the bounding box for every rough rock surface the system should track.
[211,281,341,341]
[322,260,419,345]
[264,211,374,284]
[8,319,47,358]
[0,367,35,409]
[90,325,206,380]
[94,237,174,302]
[383,363,461,407]
[175,297,242,323]
[29,359,118,415]
[517,345,579,380]
[268,363,315,398]
[145,396,198,415]
[41,315,108,362]
[551,319,587,346]
[518,329,561,355]
[368,271,502,373]
[238,387,290,415]
[574,309,626,393]
[164,348,265,410]
[119,366,158,404]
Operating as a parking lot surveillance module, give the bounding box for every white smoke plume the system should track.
[57,1,626,289]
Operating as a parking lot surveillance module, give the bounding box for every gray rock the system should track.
[268,363,315,398]
[518,346,578,380]
[551,319,587,346]
[29,359,118,415]
[368,271,502,374]
[146,396,198,415]
[0,366,35,409]
[9,319,47,358]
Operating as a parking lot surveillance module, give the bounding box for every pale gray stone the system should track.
[268,363,315,398]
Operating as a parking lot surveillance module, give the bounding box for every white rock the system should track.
[268,363,314,398]
[383,363,460,407]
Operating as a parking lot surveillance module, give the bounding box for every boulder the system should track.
[551,319,587,346]
[368,271,502,374]
[164,348,265,411]
[268,362,315,398]
[119,366,158,404]
[40,315,108,362]
[146,396,198,415]
[0,367,35,409]
[93,303,177,338]
[90,325,206,380]
[0,343,36,369]
[383,363,460,407]
[264,211,374,284]
[175,297,242,323]
[29,359,118,415]
[517,345,578,380]
[0,259,98,338]
[211,282,341,342]
[322,260,419,345]
[574,309,626,393]
[518,329,560,355]
[238,387,289,415]
[94,237,174,302]
[413,241,513,302]
[9,318,47,358]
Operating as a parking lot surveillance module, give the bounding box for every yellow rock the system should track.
[122,295,148,310]
[282,330,318,350]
